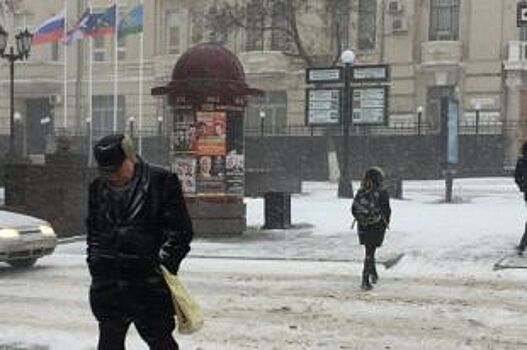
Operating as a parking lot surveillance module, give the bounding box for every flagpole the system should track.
[138,0,144,156]
[63,0,68,130]
[113,2,118,133]
[88,1,93,166]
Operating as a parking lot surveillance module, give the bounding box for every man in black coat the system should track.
[515,141,527,255]
[86,134,193,349]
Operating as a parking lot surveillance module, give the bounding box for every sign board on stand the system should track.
[305,67,343,84]
[351,87,388,125]
[305,89,341,125]
[351,65,390,82]
[518,2,527,27]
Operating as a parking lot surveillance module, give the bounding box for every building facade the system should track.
[0,0,524,163]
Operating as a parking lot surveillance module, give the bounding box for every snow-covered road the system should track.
[1,255,527,349]
[1,178,527,349]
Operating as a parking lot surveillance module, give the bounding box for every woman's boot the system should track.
[361,259,373,291]
[370,260,378,284]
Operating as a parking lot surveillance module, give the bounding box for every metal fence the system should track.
[244,120,511,137]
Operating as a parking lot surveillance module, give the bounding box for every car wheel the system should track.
[7,258,37,268]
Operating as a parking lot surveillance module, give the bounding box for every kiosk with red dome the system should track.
[152,43,261,235]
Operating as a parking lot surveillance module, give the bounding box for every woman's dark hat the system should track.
[93,134,127,174]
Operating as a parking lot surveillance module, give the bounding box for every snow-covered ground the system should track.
[1,178,527,349]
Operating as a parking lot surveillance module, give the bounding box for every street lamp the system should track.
[0,25,33,158]
[416,106,423,135]
[85,117,92,166]
[338,49,355,198]
[157,115,163,136]
[259,109,266,136]
[128,116,135,136]
[474,102,481,135]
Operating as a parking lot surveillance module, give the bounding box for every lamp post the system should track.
[128,116,135,137]
[474,102,481,135]
[259,109,266,136]
[417,106,423,135]
[338,49,355,198]
[40,116,51,154]
[0,26,32,158]
[157,115,163,136]
[85,117,92,166]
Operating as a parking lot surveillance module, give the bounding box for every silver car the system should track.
[0,210,57,268]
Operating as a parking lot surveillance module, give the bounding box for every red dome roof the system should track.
[172,43,246,83]
[152,43,261,105]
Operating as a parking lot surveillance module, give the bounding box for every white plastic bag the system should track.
[161,266,204,334]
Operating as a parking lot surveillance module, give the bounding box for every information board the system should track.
[351,87,387,125]
[351,65,390,82]
[518,3,527,27]
[306,68,343,84]
[305,89,341,125]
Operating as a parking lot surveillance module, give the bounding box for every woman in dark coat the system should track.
[352,167,391,291]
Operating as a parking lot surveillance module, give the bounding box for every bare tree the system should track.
[205,0,355,67]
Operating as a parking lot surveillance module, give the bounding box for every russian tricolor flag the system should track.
[32,12,65,46]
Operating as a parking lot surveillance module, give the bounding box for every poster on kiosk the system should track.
[169,109,245,197]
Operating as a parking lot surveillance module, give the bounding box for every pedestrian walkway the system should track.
[190,223,402,265]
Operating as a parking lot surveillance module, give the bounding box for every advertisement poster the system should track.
[197,155,226,179]
[171,156,197,194]
[226,177,244,195]
[447,100,459,165]
[170,125,197,153]
[226,151,244,176]
[225,151,244,194]
[196,112,226,155]
[196,155,226,194]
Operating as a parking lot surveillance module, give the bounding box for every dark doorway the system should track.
[26,98,52,154]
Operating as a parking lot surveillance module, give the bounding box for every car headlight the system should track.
[40,224,56,237]
[0,228,19,238]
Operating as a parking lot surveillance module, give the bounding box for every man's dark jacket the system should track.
[86,158,193,281]
[515,155,527,198]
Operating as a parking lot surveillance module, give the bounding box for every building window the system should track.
[245,91,287,134]
[245,0,264,51]
[270,1,290,51]
[357,0,377,50]
[333,0,350,51]
[92,95,126,136]
[14,11,35,32]
[429,0,460,41]
[93,36,105,62]
[166,10,184,54]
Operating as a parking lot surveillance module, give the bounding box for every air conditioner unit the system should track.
[392,17,409,33]
[388,0,404,14]
[49,94,62,106]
